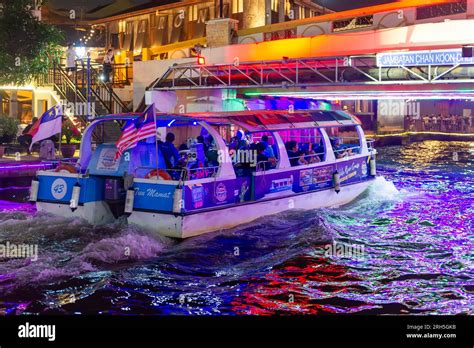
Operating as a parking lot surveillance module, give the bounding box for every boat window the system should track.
[278,128,326,167]
[226,130,279,176]
[326,126,362,159]
[132,124,221,180]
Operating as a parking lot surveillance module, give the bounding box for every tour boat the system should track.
[30,109,376,239]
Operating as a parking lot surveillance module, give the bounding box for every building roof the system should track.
[89,0,331,24]
[46,0,181,22]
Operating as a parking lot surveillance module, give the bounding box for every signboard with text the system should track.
[376,49,474,67]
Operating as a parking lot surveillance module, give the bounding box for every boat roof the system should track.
[185,110,360,131]
[96,110,360,131]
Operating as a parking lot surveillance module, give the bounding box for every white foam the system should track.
[367,176,401,201]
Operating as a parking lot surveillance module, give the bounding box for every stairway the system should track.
[37,62,131,130]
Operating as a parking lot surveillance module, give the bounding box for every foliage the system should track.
[0,0,64,85]
[61,118,81,144]
[0,115,20,144]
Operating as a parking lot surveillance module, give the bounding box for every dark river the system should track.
[0,141,472,315]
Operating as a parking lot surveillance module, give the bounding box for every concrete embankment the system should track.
[374,132,474,147]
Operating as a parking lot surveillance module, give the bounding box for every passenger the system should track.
[161,132,180,169]
[256,142,276,171]
[196,135,206,151]
[306,144,321,164]
[259,142,277,169]
[286,141,308,166]
[230,130,249,151]
[332,137,351,159]
[260,135,275,159]
[313,142,325,161]
[204,136,218,166]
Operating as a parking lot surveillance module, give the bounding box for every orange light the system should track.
[197,56,205,65]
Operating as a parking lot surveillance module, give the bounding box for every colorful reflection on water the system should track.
[0,141,472,315]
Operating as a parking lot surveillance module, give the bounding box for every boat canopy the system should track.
[185,110,360,132]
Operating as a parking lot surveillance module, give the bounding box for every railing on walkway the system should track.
[37,60,131,126]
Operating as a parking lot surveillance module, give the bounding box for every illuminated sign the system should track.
[333,15,373,33]
[376,49,474,67]
[416,0,467,20]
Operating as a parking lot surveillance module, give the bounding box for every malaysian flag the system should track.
[135,104,156,143]
[115,120,138,159]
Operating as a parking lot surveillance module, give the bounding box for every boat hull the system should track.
[128,179,373,238]
[37,201,115,225]
[34,171,116,225]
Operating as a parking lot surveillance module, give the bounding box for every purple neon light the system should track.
[0,164,54,170]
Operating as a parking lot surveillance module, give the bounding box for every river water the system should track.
[0,141,472,315]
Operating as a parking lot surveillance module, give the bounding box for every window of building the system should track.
[232,0,243,14]
[271,0,279,12]
[189,5,198,21]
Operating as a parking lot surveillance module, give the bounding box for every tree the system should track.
[0,0,63,86]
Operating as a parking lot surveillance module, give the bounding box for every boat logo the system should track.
[51,178,67,200]
[101,149,117,168]
[215,183,227,202]
[361,161,368,176]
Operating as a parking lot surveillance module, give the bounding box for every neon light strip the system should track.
[0,164,54,170]
[245,91,474,100]
[375,131,474,137]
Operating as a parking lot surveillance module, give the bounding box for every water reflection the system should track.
[0,141,472,315]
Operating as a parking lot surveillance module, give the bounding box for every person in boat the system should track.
[260,134,276,159]
[255,142,273,171]
[161,132,180,169]
[230,130,249,151]
[312,141,325,162]
[256,141,277,170]
[306,144,321,164]
[285,141,308,166]
[332,137,352,159]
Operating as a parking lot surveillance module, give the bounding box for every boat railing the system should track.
[134,165,219,181]
[133,166,188,181]
[187,165,220,180]
[334,146,361,157]
[287,152,326,167]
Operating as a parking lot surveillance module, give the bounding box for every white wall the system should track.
[133,58,195,110]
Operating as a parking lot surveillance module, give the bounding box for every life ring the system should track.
[54,164,78,174]
[145,169,172,180]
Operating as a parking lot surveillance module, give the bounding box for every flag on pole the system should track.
[135,104,156,143]
[114,104,157,159]
[115,119,138,160]
[29,105,63,151]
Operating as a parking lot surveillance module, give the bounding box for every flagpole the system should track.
[152,104,159,176]
[58,105,63,165]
